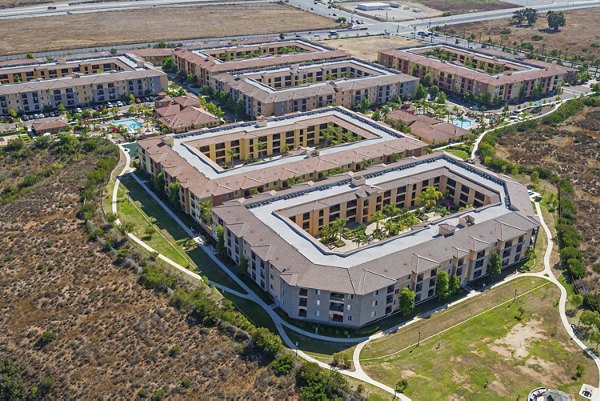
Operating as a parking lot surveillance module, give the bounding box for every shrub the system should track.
[168,344,182,358]
[252,327,282,357]
[180,377,192,388]
[270,352,295,376]
[567,258,586,279]
[559,246,582,262]
[139,264,177,293]
[35,331,56,348]
[297,362,348,400]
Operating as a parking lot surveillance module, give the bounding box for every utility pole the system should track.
[417,331,421,346]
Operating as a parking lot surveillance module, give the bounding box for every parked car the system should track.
[75,107,82,113]
[22,115,29,121]
[39,113,45,119]
[417,31,427,37]
[116,101,123,107]
[107,102,114,108]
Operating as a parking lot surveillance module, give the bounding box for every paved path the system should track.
[109,142,600,399]
[534,202,600,389]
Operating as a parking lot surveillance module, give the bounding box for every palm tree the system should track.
[332,217,348,241]
[384,204,400,218]
[371,210,385,230]
[418,186,443,211]
[257,141,267,158]
[226,148,239,163]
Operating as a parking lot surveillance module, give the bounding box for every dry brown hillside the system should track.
[0,143,297,399]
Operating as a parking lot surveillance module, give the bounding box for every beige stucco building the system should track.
[379,45,576,104]
[212,153,539,327]
[0,54,167,115]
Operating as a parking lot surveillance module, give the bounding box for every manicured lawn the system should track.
[361,277,597,400]
[223,293,278,332]
[115,173,244,292]
[284,328,356,364]
[444,148,470,160]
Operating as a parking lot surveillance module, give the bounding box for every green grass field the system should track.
[361,277,597,400]
[111,172,244,292]
[444,148,470,160]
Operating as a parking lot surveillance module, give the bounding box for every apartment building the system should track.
[0,54,167,115]
[173,39,348,86]
[137,107,426,221]
[212,152,539,327]
[211,58,419,117]
[379,44,576,104]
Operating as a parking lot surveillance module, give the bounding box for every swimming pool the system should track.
[113,118,143,133]
[452,117,473,129]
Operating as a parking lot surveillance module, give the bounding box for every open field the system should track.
[337,0,513,15]
[440,8,600,57]
[0,143,296,399]
[319,35,421,61]
[361,277,598,400]
[0,4,336,55]
[495,105,600,292]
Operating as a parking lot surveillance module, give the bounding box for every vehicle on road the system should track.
[417,31,427,37]
[47,6,56,10]
[329,30,338,36]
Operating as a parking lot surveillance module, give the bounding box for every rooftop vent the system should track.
[351,175,366,187]
[164,136,174,147]
[255,119,267,128]
[438,223,455,236]
[459,214,476,226]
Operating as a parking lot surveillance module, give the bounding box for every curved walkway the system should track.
[110,143,600,398]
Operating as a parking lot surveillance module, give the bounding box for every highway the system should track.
[0,0,599,60]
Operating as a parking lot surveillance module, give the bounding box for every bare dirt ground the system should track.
[0,4,336,55]
[336,0,513,15]
[0,150,296,398]
[496,107,600,292]
[441,8,600,56]
[319,35,421,61]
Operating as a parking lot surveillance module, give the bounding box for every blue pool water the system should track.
[452,117,472,129]
[113,118,143,132]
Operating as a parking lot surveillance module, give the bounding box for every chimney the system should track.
[137,60,145,68]
[164,136,174,147]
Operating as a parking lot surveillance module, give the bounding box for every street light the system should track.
[417,331,421,346]
[295,341,299,357]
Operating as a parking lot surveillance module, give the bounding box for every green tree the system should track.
[435,270,450,300]
[567,258,586,279]
[415,84,428,100]
[110,48,118,55]
[449,273,461,294]
[270,352,295,375]
[436,91,447,104]
[167,181,181,208]
[530,171,540,187]
[571,294,584,309]
[26,52,34,59]
[589,331,600,351]
[398,287,415,316]
[279,33,285,40]
[579,310,600,330]
[371,211,385,230]
[546,11,566,32]
[253,328,283,357]
[8,108,17,119]
[418,186,443,210]
[57,103,66,115]
[332,217,348,241]
[216,225,225,256]
[161,56,176,72]
[488,252,502,276]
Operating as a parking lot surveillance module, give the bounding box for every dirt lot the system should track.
[441,8,600,56]
[319,35,421,61]
[496,107,600,292]
[337,0,513,15]
[0,146,296,398]
[0,4,336,55]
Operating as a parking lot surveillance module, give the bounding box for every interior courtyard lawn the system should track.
[360,277,598,400]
